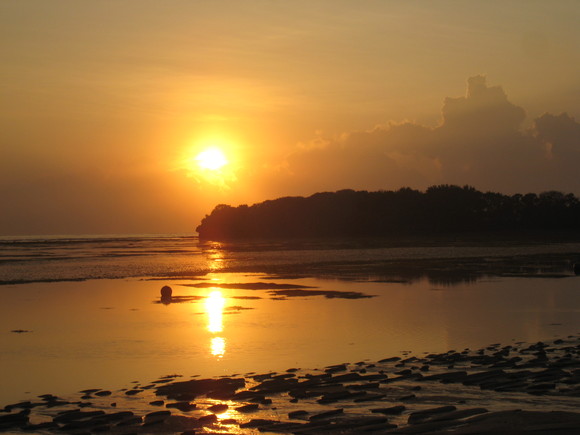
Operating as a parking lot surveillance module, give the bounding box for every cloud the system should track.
[441,75,526,137]
[533,112,580,157]
[277,76,580,195]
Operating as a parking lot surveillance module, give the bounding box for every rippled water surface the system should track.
[2,233,580,284]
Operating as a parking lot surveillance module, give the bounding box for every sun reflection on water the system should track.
[206,290,225,333]
[205,290,226,358]
[211,336,226,358]
[208,246,225,272]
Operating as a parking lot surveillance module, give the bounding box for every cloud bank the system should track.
[278,76,580,195]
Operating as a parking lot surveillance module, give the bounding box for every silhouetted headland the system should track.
[196,185,580,240]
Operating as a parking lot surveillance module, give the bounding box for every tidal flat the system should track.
[2,334,580,434]
[2,236,580,432]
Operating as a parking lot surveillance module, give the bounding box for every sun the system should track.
[196,148,228,171]
[180,139,238,188]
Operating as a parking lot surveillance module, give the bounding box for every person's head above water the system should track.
[160,285,173,304]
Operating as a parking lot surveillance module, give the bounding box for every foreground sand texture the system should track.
[2,336,580,434]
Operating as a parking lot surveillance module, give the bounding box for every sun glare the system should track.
[196,148,228,171]
[181,137,239,188]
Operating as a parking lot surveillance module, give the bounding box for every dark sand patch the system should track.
[225,306,254,312]
[178,281,375,300]
[181,282,316,290]
[268,289,375,299]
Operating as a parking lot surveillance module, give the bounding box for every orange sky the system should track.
[1,1,579,235]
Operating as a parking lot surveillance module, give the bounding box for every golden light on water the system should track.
[205,289,227,358]
[208,248,224,272]
[206,290,225,333]
[210,337,226,358]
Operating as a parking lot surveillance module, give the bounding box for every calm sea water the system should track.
[1,234,580,406]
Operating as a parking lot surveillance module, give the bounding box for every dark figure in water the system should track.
[160,285,173,305]
[574,264,580,276]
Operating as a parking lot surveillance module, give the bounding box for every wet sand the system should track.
[2,335,580,434]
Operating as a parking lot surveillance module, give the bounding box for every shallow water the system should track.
[2,233,580,284]
[2,270,580,407]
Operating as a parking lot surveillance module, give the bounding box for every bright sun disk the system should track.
[196,148,228,170]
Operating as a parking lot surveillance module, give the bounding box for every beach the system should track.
[2,235,580,433]
[2,335,580,433]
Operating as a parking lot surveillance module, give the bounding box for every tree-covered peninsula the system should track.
[196,185,580,240]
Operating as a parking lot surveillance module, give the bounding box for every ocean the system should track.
[2,234,580,406]
[3,233,580,284]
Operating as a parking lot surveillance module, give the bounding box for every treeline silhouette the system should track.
[196,185,580,240]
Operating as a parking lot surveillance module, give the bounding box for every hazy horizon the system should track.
[2,1,579,236]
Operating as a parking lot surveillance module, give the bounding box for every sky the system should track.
[1,0,579,236]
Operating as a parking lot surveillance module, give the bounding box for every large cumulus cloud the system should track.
[279,76,580,195]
